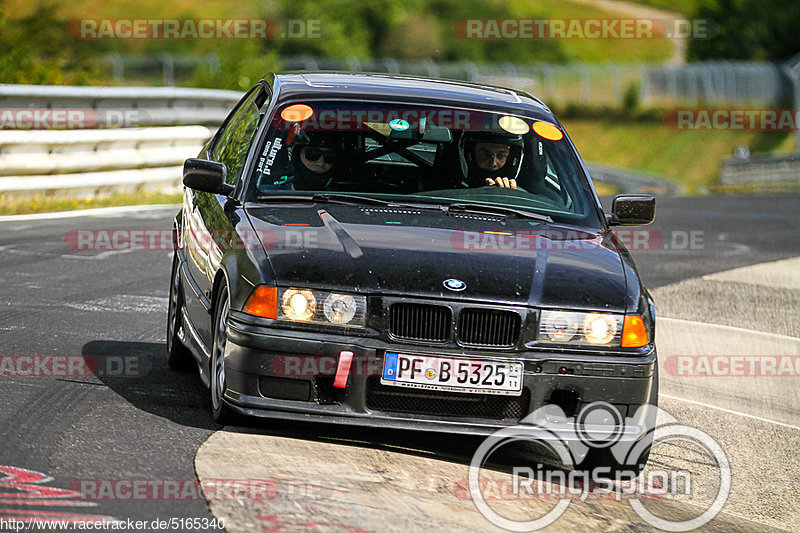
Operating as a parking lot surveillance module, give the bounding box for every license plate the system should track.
[381,353,523,396]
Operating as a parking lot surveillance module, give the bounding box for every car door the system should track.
[182,84,270,348]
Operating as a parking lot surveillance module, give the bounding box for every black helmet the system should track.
[459,131,525,186]
[286,130,344,190]
[288,127,344,152]
[288,129,343,166]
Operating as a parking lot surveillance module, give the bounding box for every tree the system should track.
[688,0,800,61]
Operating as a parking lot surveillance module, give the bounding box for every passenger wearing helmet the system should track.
[268,130,341,190]
[460,132,524,189]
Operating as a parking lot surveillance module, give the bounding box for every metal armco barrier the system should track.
[0,84,240,198]
[720,153,800,188]
[0,126,212,198]
[0,84,242,127]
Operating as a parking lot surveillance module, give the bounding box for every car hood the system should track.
[245,204,628,312]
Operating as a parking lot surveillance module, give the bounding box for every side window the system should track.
[214,88,270,185]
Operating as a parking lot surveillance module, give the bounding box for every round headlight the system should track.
[542,312,576,342]
[281,289,316,321]
[583,314,617,345]
[323,293,358,325]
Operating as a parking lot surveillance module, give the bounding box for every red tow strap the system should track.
[333,351,354,388]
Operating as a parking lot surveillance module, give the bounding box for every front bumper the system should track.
[222,313,657,442]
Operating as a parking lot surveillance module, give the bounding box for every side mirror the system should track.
[608,194,655,225]
[183,159,234,195]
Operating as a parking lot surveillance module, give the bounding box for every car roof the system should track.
[267,72,557,120]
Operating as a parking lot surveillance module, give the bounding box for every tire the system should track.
[210,285,238,425]
[166,253,193,371]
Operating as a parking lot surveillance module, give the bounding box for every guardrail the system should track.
[0,84,238,198]
[720,152,800,189]
[585,163,685,196]
[0,126,212,198]
[0,84,242,127]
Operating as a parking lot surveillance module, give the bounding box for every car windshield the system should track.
[248,100,601,227]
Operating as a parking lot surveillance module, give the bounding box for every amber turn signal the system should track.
[243,285,277,319]
[621,315,648,348]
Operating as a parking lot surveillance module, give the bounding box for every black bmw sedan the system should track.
[167,72,658,471]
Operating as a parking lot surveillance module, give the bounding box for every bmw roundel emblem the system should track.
[443,278,466,291]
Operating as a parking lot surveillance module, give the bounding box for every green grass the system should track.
[506,0,675,64]
[561,117,795,194]
[0,190,182,215]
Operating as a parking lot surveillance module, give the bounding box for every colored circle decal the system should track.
[532,121,564,141]
[498,116,530,135]
[388,118,410,131]
[280,104,314,122]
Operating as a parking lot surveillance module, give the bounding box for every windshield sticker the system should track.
[280,104,314,122]
[388,118,409,131]
[256,137,282,176]
[498,115,530,135]
[532,121,564,141]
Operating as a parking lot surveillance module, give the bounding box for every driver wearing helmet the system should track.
[460,132,524,189]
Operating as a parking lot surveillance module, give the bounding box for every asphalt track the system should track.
[0,193,797,532]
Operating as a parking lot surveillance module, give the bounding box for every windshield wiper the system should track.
[255,194,552,222]
[256,193,437,210]
[257,193,387,205]
[445,202,553,223]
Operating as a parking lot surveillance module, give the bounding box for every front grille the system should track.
[366,378,528,420]
[458,309,521,347]
[389,303,451,342]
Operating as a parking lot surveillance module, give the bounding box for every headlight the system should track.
[539,310,623,347]
[323,293,358,325]
[278,288,366,327]
[583,314,618,344]
[281,289,316,321]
